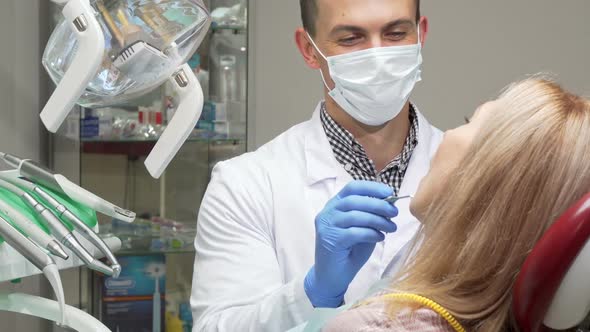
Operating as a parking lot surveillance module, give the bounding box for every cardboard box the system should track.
[100,254,166,332]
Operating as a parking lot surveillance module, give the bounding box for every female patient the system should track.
[323,78,590,332]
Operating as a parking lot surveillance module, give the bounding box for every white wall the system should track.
[0,0,48,160]
[248,0,590,149]
[247,0,323,149]
[0,0,52,331]
[415,0,590,130]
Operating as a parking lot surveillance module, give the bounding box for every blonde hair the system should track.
[387,78,590,331]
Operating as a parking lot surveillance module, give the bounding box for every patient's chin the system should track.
[409,196,424,220]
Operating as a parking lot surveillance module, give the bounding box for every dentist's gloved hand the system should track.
[304,181,398,308]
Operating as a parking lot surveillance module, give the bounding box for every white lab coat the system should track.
[191,102,443,332]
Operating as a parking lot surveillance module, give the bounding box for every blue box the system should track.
[81,116,99,138]
[100,255,166,332]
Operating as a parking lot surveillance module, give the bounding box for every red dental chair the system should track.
[514,192,590,332]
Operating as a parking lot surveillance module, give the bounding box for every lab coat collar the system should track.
[304,102,343,186]
[303,102,438,188]
[397,110,436,196]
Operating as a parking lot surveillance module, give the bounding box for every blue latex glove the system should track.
[304,181,398,308]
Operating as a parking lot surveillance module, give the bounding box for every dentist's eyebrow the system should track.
[381,19,416,32]
[329,19,415,38]
[464,116,471,124]
[329,25,367,37]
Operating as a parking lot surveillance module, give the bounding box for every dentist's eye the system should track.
[386,32,407,41]
[339,35,362,45]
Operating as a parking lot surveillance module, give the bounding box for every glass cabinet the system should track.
[49,1,248,331]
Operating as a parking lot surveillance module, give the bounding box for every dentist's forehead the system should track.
[316,0,416,32]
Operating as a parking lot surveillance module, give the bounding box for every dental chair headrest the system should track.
[513,192,590,332]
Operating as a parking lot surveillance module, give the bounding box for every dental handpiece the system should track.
[0,174,121,278]
[20,193,114,276]
[33,186,121,278]
[0,174,119,276]
[0,153,136,223]
[0,215,55,271]
[0,192,68,260]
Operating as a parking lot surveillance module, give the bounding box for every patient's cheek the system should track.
[409,199,421,219]
[410,178,430,220]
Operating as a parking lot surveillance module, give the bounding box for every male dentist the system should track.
[191,0,443,330]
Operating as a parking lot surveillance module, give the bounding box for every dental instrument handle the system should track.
[22,193,71,240]
[0,217,65,325]
[13,176,117,271]
[21,193,114,276]
[53,174,136,222]
[0,154,62,191]
[0,153,22,169]
[0,178,69,260]
[63,210,121,277]
[61,232,101,266]
[59,232,114,276]
[383,195,414,204]
[0,153,136,222]
[15,158,62,192]
[34,187,121,277]
[0,216,55,271]
[0,172,35,191]
[0,198,68,260]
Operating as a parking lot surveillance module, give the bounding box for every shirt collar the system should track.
[320,102,420,174]
[320,103,361,157]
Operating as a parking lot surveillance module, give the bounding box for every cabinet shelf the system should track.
[115,248,195,256]
[81,137,244,157]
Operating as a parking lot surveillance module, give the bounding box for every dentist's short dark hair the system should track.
[300,0,421,37]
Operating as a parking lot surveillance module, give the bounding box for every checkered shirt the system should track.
[320,102,419,196]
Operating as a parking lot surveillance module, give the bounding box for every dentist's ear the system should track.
[295,28,321,69]
[418,16,429,47]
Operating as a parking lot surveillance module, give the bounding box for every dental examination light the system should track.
[42,0,211,178]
